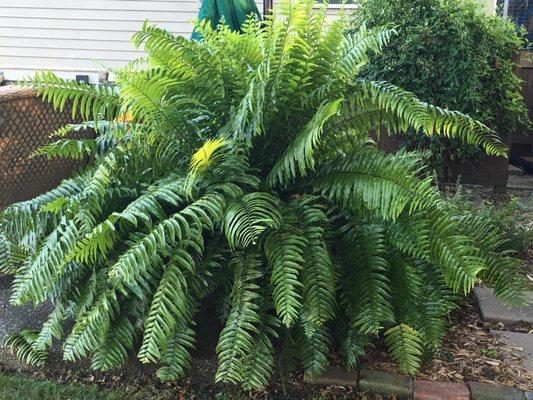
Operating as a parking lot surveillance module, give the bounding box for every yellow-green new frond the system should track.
[190,139,229,175]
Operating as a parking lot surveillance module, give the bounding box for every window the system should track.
[499,0,533,40]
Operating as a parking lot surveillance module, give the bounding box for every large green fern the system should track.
[1,0,527,388]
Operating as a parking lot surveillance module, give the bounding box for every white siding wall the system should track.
[0,0,265,83]
[0,0,491,83]
[0,0,352,83]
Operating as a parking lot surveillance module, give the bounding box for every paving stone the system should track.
[509,165,524,177]
[469,381,526,400]
[414,380,470,400]
[474,287,533,324]
[516,192,533,213]
[359,368,412,399]
[490,330,533,372]
[303,366,358,387]
[508,175,533,192]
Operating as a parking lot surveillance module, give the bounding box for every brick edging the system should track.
[304,366,531,399]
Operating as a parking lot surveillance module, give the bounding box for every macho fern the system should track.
[1,0,526,388]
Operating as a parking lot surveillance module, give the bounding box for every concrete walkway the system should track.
[474,287,533,373]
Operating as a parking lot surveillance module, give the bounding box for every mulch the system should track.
[361,295,533,392]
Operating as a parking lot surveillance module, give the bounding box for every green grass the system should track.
[0,373,129,400]
[0,372,383,399]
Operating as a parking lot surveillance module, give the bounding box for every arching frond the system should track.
[296,197,336,325]
[267,99,342,188]
[215,251,262,385]
[156,323,196,381]
[384,324,423,375]
[4,330,47,367]
[264,209,306,327]
[22,71,120,120]
[315,149,440,220]
[354,79,507,156]
[224,192,281,250]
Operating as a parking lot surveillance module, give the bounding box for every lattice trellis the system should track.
[0,86,92,209]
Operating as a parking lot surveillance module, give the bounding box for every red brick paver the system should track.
[414,380,470,400]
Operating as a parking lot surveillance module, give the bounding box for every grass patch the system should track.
[0,372,383,399]
[0,373,128,400]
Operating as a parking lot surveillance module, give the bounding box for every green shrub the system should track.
[353,0,530,175]
[0,0,527,388]
[449,188,533,257]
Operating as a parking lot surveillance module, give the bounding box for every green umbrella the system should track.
[191,0,262,40]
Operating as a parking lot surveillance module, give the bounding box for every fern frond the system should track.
[297,312,330,377]
[264,210,306,327]
[267,99,342,188]
[4,330,48,367]
[339,25,396,78]
[156,323,196,381]
[138,248,197,364]
[295,197,336,325]
[224,192,281,250]
[22,71,120,120]
[33,138,97,160]
[215,251,262,385]
[108,192,225,286]
[92,312,136,371]
[32,303,66,351]
[63,290,119,362]
[337,222,394,334]
[241,314,279,390]
[342,328,369,370]
[384,324,423,375]
[315,149,440,220]
[354,79,507,156]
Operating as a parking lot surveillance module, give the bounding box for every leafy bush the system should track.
[353,0,530,175]
[448,187,533,257]
[0,0,527,387]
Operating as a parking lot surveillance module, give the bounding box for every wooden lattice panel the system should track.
[0,86,92,209]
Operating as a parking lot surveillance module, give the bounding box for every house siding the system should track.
[0,0,351,83]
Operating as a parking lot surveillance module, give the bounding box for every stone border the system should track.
[305,366,531,400]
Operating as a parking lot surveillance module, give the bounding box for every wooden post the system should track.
[503,0,510,16]
[263,0,273,17]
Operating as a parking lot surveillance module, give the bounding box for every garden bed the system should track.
[1,184,531,399]
[1,294,531,398]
